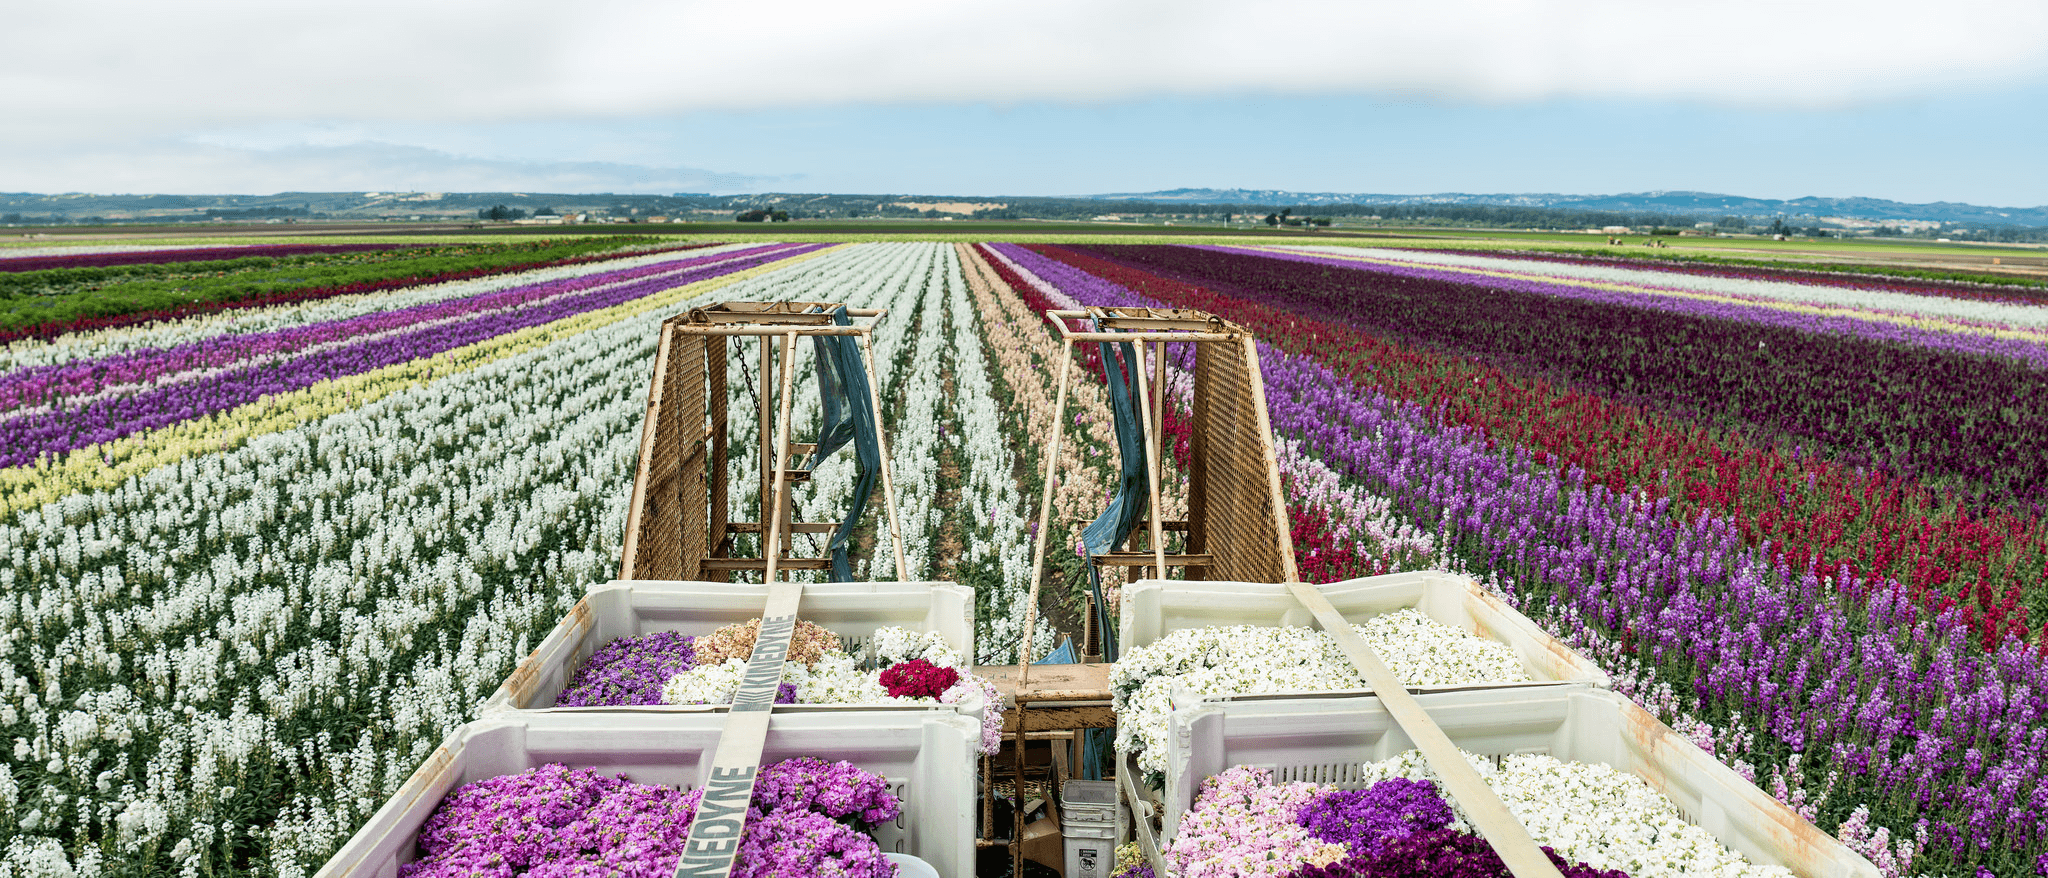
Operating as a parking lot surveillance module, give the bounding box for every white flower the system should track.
[1353,749,1794,878]
[870,625,966,670]
[1112,613,1529,776]
[660,659,749,705]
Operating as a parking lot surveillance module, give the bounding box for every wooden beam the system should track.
[700,557,833,571]
[1286,582,1564,878]
[1001,703,1114,733]
[1091,553,1212,567]
[725,522,838,534]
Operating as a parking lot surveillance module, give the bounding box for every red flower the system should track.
[879,659,960,699]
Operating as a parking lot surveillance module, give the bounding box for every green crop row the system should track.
[0,237,666,335]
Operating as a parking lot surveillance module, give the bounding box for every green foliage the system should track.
[0,237,660,334]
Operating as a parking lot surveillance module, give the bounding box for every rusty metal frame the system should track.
[617,301,909,584]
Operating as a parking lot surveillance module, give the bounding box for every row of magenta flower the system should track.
[0,243,823,469]
[982,242,2043,878]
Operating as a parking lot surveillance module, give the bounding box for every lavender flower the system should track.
[752,756,902,829]
[556,631,697,707]
[733,807,898,878]
[402,763,701,878]
[1,244,825,467]
[402,759,901,878]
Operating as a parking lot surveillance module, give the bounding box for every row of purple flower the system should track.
[0,243,805,410]
[0,244,823,469]
[1194,245,2048,370]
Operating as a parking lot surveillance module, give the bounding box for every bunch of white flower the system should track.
[869,625,966,670]
[797,653,892,704]
[1354,749,1794,878]
[660,658,750,705]
[1113,612,1530,776]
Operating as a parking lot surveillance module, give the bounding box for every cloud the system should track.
[0,140,786,194]
[7,0,2046,145]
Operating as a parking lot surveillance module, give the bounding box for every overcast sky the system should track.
[5,0,2046,205]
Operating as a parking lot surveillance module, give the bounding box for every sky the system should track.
[5,0,2047,206]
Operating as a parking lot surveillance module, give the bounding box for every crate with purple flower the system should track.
[481,579,980,718]
[314,710,978,878]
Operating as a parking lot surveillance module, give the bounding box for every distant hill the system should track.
[1079,188,2048,227]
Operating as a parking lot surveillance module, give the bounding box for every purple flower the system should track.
[402,759,902,877]
[556,632,697,707]
[1,243,825,467]
[733,807,898,878]
[752,756,902,830]
[1286,829,1630,878]
[1296,778,1456,855]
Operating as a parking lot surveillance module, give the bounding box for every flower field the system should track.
[2,237,2043,876]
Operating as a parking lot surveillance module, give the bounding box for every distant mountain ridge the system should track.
[1079,188,2048,227]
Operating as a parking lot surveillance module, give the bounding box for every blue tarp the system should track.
[802,306,881,583]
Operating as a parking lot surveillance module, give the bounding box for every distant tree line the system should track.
[204,206,309,219]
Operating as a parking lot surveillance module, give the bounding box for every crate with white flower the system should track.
[1130,686,1879,878]
[1112,572,1610,786]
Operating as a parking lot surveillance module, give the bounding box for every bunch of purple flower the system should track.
[402,763,701,877]
[1295,778,1456,855]
[752,756,903,830]
[1291,830,1629,878]
[555,631,697,707]
[401,758,902,877]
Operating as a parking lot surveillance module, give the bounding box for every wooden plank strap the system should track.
[1283,581,1565,878]
[670,578,804,877]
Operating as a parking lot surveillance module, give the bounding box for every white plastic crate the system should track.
[1157,686,1878,878]
[1119,570,1610,691]
[481,579,976,713]
[316,710,979,878]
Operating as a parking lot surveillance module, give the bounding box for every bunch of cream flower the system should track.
[1354,750,1793,878]
[658,623,1006,755]
[1112,612,1529,778]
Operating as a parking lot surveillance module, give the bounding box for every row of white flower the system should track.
[0,241,763,373]
[0,243,933,877]
[1111,613,1531,777]
[943,245,1046,663]
[1266,243,2048,331]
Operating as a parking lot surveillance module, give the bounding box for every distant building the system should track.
[1601,226,1631,235]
